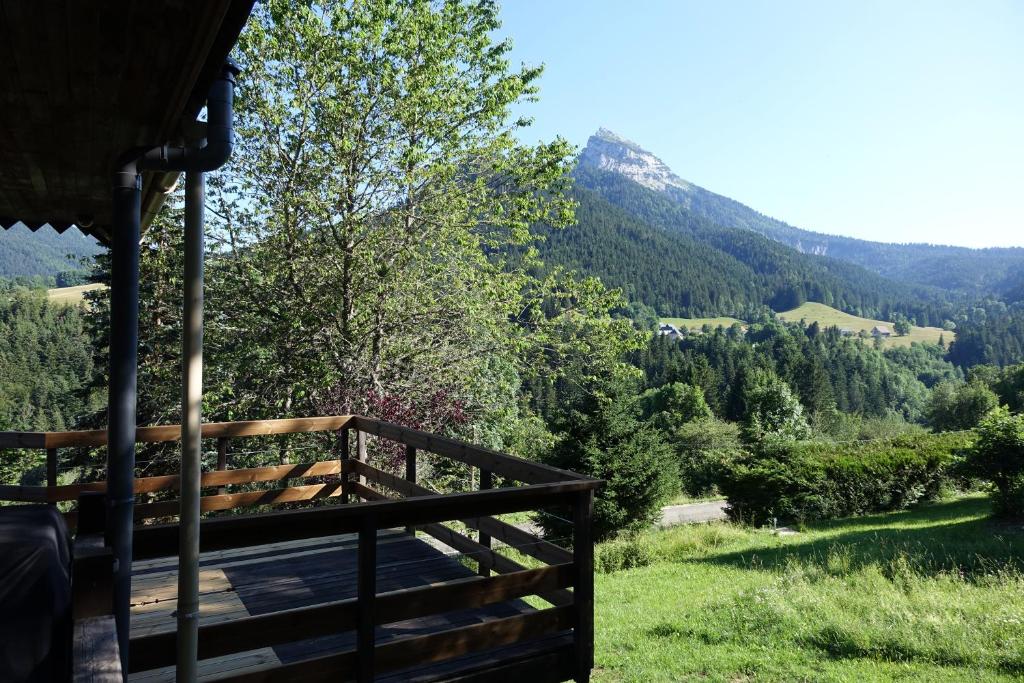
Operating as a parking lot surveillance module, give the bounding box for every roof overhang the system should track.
[0,1,255,245]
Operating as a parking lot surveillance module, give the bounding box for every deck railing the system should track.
[0,416,599,682]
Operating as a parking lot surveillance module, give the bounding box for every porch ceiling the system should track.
[0,0,254,245]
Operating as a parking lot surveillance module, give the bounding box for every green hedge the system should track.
[720,432,976,525]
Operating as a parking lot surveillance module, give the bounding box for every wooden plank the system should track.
[36,460,344,504]
[351,461,573,566]
[572,489,595,681]
[132,479,594,560]
[0,484,49,503]
[72,535,115,620]
[414,640,574,683]
[0,415,354,450]
[357,516,377,682]
[355,429,367,487]
[47,447,57,489]
[478,469,493,577]
[133,482,344,520]
[214,607,574,682]
[216,437,230,495]
[353,416,590,485]
[73,616,122,682]
[338,484,572,604]
[338,426,350,504]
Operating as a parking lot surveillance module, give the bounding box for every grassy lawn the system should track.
[661,316,746,331]
[46,282,105,305]
[661,302,951,348]
[777,301,951,349]
[593,495,1024,682]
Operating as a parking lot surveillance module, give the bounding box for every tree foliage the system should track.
[967,408,1024,516]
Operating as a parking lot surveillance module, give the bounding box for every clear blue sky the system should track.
[498,1,1024,248]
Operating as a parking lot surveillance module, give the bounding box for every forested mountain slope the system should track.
[0,224,102,282]
[537,168,955,326]
[580,129,1024,298]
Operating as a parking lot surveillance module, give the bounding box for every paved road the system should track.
[658,500,729,527]
[512,500,730,538]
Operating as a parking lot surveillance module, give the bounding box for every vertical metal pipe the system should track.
[176,170,205,682]
[109,168,141,673]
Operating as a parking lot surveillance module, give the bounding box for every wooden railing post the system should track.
[477,469,493,577]
[357,515,378,683]
[572,488,594,683]
[405,445,417,534]
[46,447,58,494]
[356,430,367,488]
[216,437,230,496]
[338,426,351,504]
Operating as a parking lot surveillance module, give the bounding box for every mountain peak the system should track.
[580,128,692,193]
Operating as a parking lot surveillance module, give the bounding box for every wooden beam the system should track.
[13,460,344,504]
[573,489,595,682]
[73,616,122,683]
[212,606,574,682]
[352,416,590,485]
[133,478,595,560]
[0,415,354,450]
[356,516,377,682]
[351,483,573,607]
[133,482,344,520]
[351,460,573,566]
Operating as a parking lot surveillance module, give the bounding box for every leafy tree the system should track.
[741,371,810,443]
[893,316,911,336]
[638,382,712,432]
[674,418,744,496]
[994,364,1024,413]
[927,380,999,432]
[968,408,1024,516]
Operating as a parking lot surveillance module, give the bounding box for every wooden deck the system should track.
[129,529,562,682]
[3,416,595,681]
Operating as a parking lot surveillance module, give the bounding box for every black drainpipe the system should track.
[107,59,240,676]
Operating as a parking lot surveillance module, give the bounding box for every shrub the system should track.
[966,408,1024,517]
[595,536,658,573]
[541,384,679,542]
[927,380,998,432]
[719,431,975,525]
[673,418,745,496]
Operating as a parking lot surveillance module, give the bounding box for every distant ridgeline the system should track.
[0,224,103,285]
[525,130,1024,342]
[578,128,1024,300]
[529,165,954,326]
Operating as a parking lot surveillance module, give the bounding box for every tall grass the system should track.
[593,495,1024,682]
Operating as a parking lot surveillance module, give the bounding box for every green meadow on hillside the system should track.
[46,283,105,306]
[662,302,952,348]
[660,316,746,331]
[593,495,1024,682]
[778,301,951,348]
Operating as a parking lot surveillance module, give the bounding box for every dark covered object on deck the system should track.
[0,505,72,682]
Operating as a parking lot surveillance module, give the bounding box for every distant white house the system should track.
[658,323,683,340]
[871,325,892,338]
